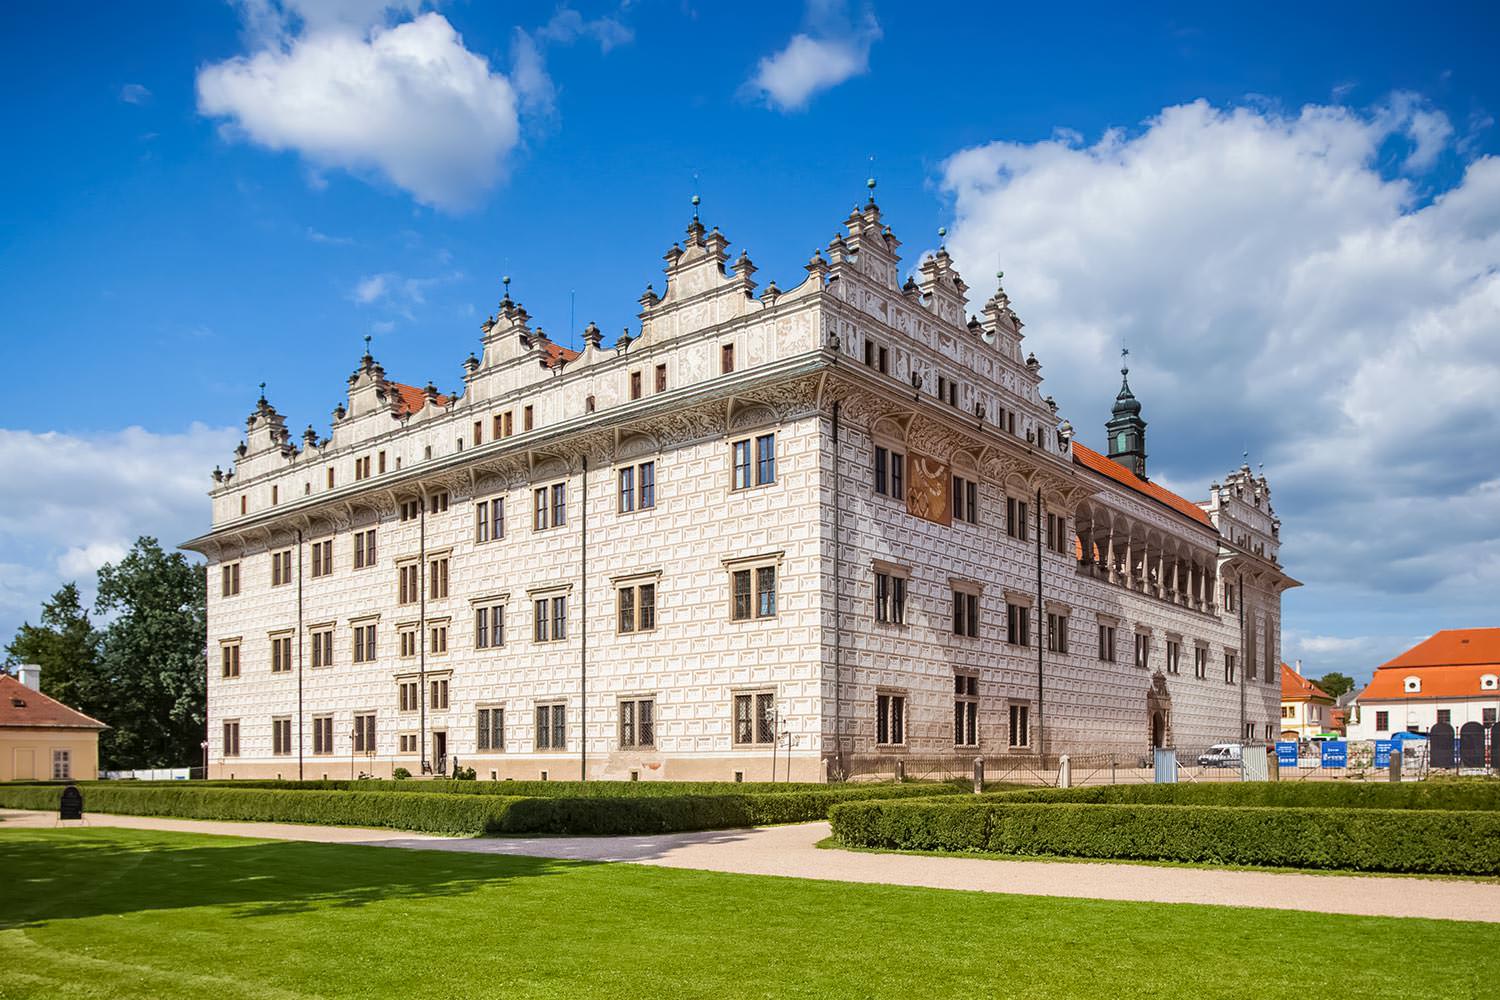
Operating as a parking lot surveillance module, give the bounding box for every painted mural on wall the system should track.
[907,454,952,525]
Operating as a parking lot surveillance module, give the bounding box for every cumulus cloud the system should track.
[940,95,1500,679]
[747,0,880,111]
[119,83,152,104]
[0,425,237,645]
[197,8,522,211]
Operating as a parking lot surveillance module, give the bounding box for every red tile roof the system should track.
[389,382,452,417]
[542,343,581,367]
[1072,443,1214,528]
[1281,662,1332,702]
[0,674,107,730]
[1358,629,1500,701]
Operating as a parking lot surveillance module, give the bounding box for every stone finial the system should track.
[615,329,632,350]
[464,352,480,374]
[424,381,439,401]
[1045,395,1058,413]
[303,425,318,447]
[762,278,780,304]
[639,283,660,310]
[733,248,756,277]
[583,321,603,349]
[211,465,224,483]
[235,441,248,458]
[1026,352,1040,373]
[805,247,829,283]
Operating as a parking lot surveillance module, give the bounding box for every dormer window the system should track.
[1482,674,1498,691]
[1403,676,1421,693]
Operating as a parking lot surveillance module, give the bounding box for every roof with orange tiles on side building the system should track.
[388,381,451,417]
[1071,442,1215,529]
[1281,662,1333,702]
[1357,629,1500,702]
[0,673,108,730]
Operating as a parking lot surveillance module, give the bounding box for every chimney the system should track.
[1294,659,1302,675]
[16,663,40,691]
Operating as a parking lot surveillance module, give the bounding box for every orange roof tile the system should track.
[0,674,107,730]
[1072,443,1214,528]
[542,343,581,367]
[389,382,452,417]
[1281,662,1332,702]
[1358,629,1500,701]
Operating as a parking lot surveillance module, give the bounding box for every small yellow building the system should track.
[1279,661,1334,740]
[1,666,107,781]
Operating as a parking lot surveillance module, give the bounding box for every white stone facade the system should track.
[185,194,1297,781]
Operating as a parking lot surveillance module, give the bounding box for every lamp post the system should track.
[199,740,208,780]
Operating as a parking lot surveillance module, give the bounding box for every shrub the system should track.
[828,798,1500,875]
[983,782,1500,811]
[392,768,411,780]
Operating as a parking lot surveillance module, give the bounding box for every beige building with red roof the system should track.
[1279,661,1334,739]
[1348,629,1500,741]
[1,666,107,781]
[184,192,1296,781]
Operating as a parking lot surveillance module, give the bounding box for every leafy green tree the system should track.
[91,537,207,768]
[4,582,102,713]
[1315,672,1355,700]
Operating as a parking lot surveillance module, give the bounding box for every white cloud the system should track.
[197,10,522,211]
[0,425,237,644]
[747,1,880,111]
[353,273,389,303]
[119,83,152,104]
[534,8,633,52]
[940,95,1500,680]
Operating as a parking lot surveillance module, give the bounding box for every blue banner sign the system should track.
[1320,740,1348,767]
[1275,741,1300,768]
[1374,739,1397,768]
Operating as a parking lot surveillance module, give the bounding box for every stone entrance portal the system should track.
[1146,673,1174,750]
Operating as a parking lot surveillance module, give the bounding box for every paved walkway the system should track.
[3,809,1496,922]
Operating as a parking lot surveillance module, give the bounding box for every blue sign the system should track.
[1320,740,1348,767]
[1374,739,1397,768]
[1275,741,1300,767]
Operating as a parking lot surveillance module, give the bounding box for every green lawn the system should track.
[1,828,1494,999]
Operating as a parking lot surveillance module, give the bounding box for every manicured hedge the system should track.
[983,781,1500,811]
[70,778,960,799]
[829,798,1500,875]
[0,780,961,836]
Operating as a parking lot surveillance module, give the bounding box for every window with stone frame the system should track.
[475,603,506,649]
[1134,632,1151,670]
[477,706,505,751]
[222,720,240,757]
[733,691,777,746]
[1098,623,1116,662]
[428,556,449,599]
[475,497,505,542]
[430,677,449,710]
[873,445,906,499]
[535,703,566,750]
[398,626,417,659]
[310,539,333,578]
[272,717,292,756]
[953,590,981,638]
[1005,497,1029,541]
[875,692,906,746]
[1045,512,1069,555]
[728,559,778,621]
[954,674,979,747]
[353,529,376,569]
[731,433,776,490]
[398,562,419,604]
[398,680,419,712]
[618,461,656,513]
[533,594,569,642]
[875,570,907,625]
[1005,601,1029,646]
[312,715,334,755]
[1008,702,1030,748]
[951,475,979,524]
[352,623,376,663]
[1194,645,1208,679]
[1166,639,1182,675]
[270,633,292,673]
[353,713,376,754]
[271,548,293,587]
[1224,651,1237,684]
[617,580,657,634]
[720,342,735,374]
[310,626,333,668]
[220,562,241,597]
[220,640,241,678]
[655,363,668,393]
[619,698,655,748]
[429,622,448,655]
[1046,611,1069,654]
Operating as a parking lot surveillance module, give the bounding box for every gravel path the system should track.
[4,808,1495,923]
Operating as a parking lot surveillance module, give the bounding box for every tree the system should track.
[91,537,207,768]
[3,582,102,714]
[1315,672,1356,701]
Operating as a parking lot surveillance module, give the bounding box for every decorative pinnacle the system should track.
[1121,346,1130,376]
[691,194,700,219]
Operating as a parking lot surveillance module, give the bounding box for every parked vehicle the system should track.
[1197,743,1243,767]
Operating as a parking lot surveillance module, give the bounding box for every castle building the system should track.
[183,190,1297,781]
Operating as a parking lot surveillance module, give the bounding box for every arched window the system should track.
[1115,432,1128,452]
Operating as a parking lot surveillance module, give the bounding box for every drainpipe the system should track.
[832,401,843,779]
[1035,487,1045,760]
[580,456,588,782]
[296,527,304,781]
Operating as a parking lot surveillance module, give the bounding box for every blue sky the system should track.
[2,1,1497,682]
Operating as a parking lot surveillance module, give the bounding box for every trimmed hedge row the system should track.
[828,798,1500,874]
[984,781,1500,811]
[0,781,963,836]
[61,778,963,799]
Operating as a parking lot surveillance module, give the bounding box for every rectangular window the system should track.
[1009,703,1030,749]
[721,343,735,374]
[311,540,333,578]
[271,549,292,587]
[399,627,417,659]
[1006,602,1029,646]
[429,623,448,654]
[630,370,643,400]
[400,499,420,522]
[1098,624,1116,662]
[430,677,449,710]
[863,339,875,367]
[533,596,568,642]
[619,698,655,748]
[429,491,449,513]
[617,582,656,634]
[1224,652,1237,684]
[730,566,777,621]
[1484,708,1497,726]
[1046,612,1069,654]
[473,420,483,446]
[1135,634,1151,670]
[524,405,534,431]
[493,414,504,440]
[312,715,333,755]
[1166,639,1181,675]
[272,717,292,756]
[476,604,506,649]
[535,703,566,750]
[1436,708,1452,725]
[1224,584,1236,612]
[878,346,889,374]
[399,680,419,712]
[270,634,292,673]
[874,446,887,495]
[1005,497,1030,540]
[222,720,240,757]
[398,563,418,604]
[548,483,567,527]
[1046,513,1069,555]
[618,462,656,513]
[655,363,667,393]
[952,476,979,524]
[353,529,376,570]
[477,707,505,751]
[221,642,241,678]
[327,467,335,489]
[353,713,376,754]
[220,562,241,597]
[874,572,907,625]
[429,557,449,599]
[51,748,70,780]
[733,691,776,746]
[732,439,751,490]
[953,591,980,638]
[876,692,906,746]
[504,411,514,437]
[954,674,979,747]
[310,627,333,668]
[352,624,376,664]
[755,433,776,486]
[1194,646,1208,680]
